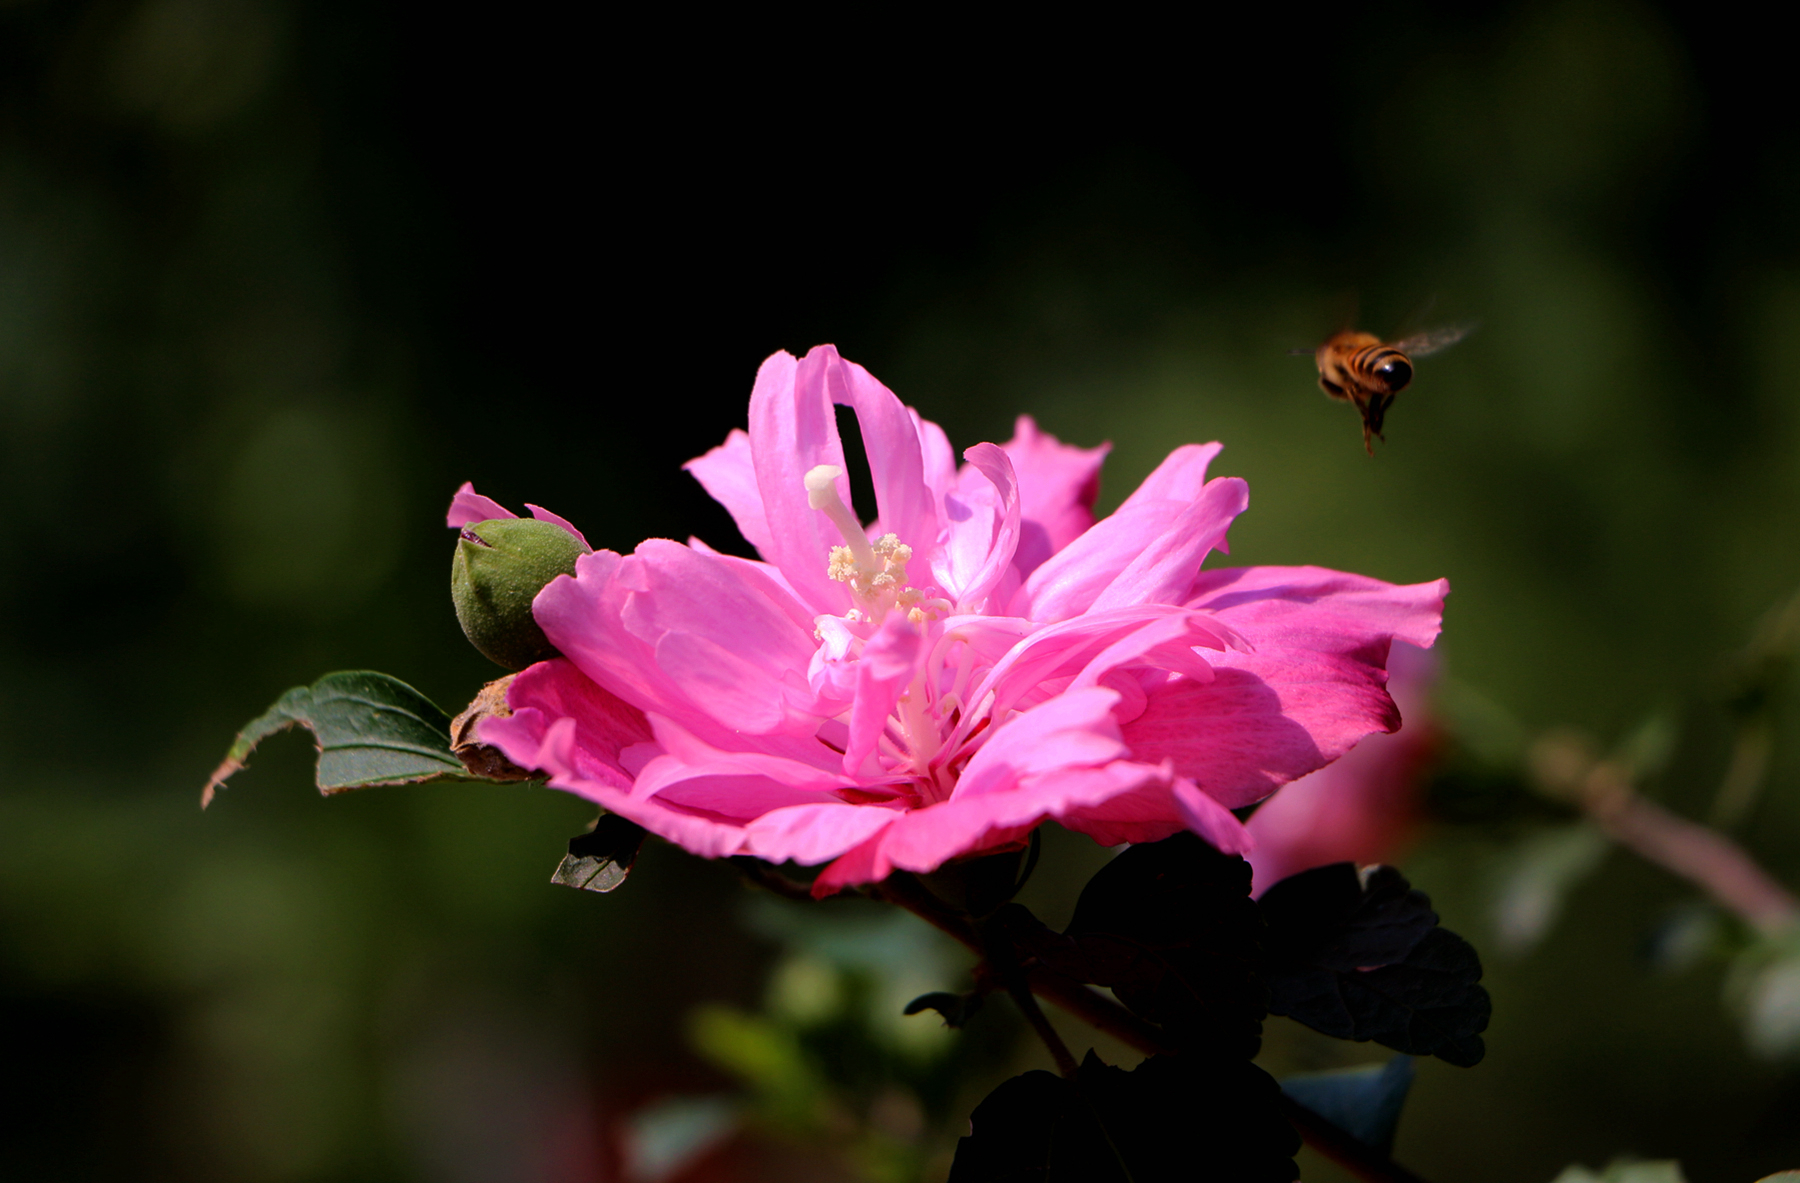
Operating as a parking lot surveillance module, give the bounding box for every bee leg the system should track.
[1353,394,1379,455]
[1364,392,1394,438]
[1320,376,1351,403]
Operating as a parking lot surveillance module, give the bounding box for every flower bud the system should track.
[451,518,589,670]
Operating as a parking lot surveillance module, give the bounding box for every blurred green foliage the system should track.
[4,0,1800,1180]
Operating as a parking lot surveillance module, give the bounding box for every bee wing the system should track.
[1392,322,1476,358]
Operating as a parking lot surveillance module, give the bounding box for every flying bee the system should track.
[1298,324,1473,455]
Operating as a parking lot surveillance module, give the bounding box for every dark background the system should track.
[4,1,1800,1179]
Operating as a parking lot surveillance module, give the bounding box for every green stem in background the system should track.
[1532,740,1800,938]
[1588,765,1799,937]
[1711,583,1800,828]
[1709,720,1774,830]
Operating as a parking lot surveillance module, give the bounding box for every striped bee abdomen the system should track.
[1350,345,1414,393]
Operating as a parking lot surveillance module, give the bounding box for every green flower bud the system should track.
[451,518,590,670]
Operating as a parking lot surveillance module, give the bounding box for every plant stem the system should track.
[876,872,1436,1183]
[1008,965,1083,1077]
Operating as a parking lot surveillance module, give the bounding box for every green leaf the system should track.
[948,1051,1298,1183]
[1729,934,1800,1059]
[1491,822,1611,952]
[622,1095,740,1183]
[687,1004,825,1132]
[550,815,647,893]
[203,671,469,804]
[1279,1055,1414,1155]
[1260,863,1490,1066]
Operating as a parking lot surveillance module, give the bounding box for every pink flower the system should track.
[1245,641,1440,895]
[458,346,1447,896]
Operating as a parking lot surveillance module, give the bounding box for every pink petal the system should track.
[877,761,1160,875]
[951,686,1130,798]
[914,410,958,511]
[446,481,516,528]
[931,443,1023,612]
[446,483,590,548]
[480,657,653,794]
[1174,779,1256,855]
[629,716,847,817]
[1088,476,1249,611]
[1001,415,1112,577]
[812,827,894,897]
[524,505,591,549]
[618,540,825,736]
[1041,772,1254,855]
[825,352,939,557]
[683,428,773,555]
[1013,471,1247,622]
[1117,442,1223,508]
[1189,564,1447,652]
[743,802,904,866]
[951,605,1239,747]
[532,549,687,723]
[749,348,853,616]
[809,689,1158,891]
[1120,566,1448,809]
[533,543,822,743]
[1063,612,1234,694]
[478,672,769,861]
[1245,640,1438,893]
[845,614,925,776]
[1048,779,1190,847]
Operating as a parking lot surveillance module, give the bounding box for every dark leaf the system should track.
[1260,864,1435,969]
[1260,863,1490,1065]
[1024,833,1265,1057]
[1280,1055,1414,1155]
[949,1069,1096,1182]
[550,815,647,893]
[204,671,474,804]
[903,990,986,1028]
[949,1051,1298,1182]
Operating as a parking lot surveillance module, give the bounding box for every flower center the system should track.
[805,465,945,626]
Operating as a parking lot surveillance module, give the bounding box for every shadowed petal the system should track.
[1121,567,1448,808]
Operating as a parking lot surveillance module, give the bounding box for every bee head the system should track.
[1374,357,1413,393]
